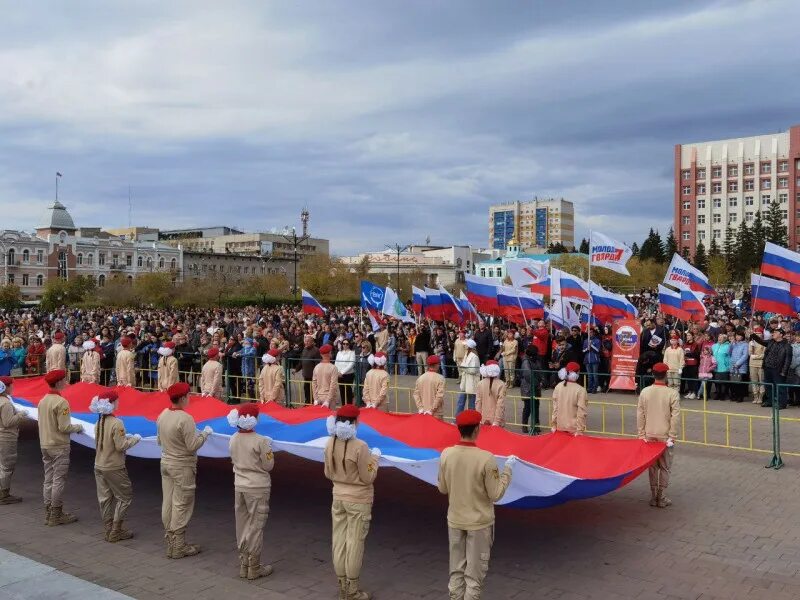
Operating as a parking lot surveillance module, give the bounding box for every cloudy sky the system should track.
[2,0,799,255]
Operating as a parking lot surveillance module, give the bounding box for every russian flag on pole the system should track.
[589,282,638,321]
[301,289,326,316]
[412,286,427,316]
[680,289,707,320]
[518,290,545,321]
[579,306,601,328]
[751,273,794,315]
[761,242,800,296]
[657,284,689,320]
[465,274,499,315]
[423,286,445,321]
[438,286,464,323]
[590,231,632,276]
[551,268,591,306]
[458,291,479,323]
[663,254,716,296]
[497,285,525,324]
[549,297,580,330]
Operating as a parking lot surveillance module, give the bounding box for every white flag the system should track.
[382,286,415,323]
[506,258,549,288]
[590,231,632,276]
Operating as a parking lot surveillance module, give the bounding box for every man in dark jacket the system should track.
[752,328,792,409]
[295,335,321,404]
[472,321,494,365]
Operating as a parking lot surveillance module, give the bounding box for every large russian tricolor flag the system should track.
[423,286,445,321]
[589,282,638,321]
[761,242,800,297]
[412,286,427,316]
[663,254,716,296]
[657,284,688,320]
[551,268,591,306]
[497,285,526,324]
[518,290,545,322]
[301,289,326,316]
[465,274,499,315]
[8,377,664,509]
[680,289,707,320]
[458,291,479,323]
[438,286,464,323]
[751,273,794,315]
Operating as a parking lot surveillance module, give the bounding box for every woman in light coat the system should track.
[456,339,480,415]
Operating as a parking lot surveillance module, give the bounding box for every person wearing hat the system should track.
[156,381,213,558]
[157,341,180,392]
[46,331,67,373]
[116,337,136,387]
[550,361,588,435]
[453,330,469,379]
[227,403,274,580]
[636,362,681,508]
[749,326,766,404]
[476,360,506,428]
[662,332,685,391]
[414,355,445,419]
[437,409,516,600]
[0,376,30,504]
[362,352,389,410]
[80,339,102,384]
[90,390,141,542]
[313,345,341,408]
[200,347,223,398]
[258,349,284,404]
[38,369,84,525]
[499,329,518,388]
[457,339,480,415]
[323,404,380,600]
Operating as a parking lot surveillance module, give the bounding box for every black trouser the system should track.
[340,373,355,404]
[763,368,787,408]
[521,398,540,433]
[303,380,312,404]
[713,371,729,399]
[731,373,749,401]
[681,365,698,394]
[787,374,800,405]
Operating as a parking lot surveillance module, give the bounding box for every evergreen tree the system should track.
[681,246,690,260]
[638,228,656,261]
[664,227,678,261]
[765,200,788,247]
[652,229,665,263]
[708,237,720,258]
[630,241,640,257]
[734,220,753,282]
[693,240,708,272]
[579,238,589,254]
[723,225,736,267]
[751,211,766,267]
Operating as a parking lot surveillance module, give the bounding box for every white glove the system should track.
[322,401,330,409]
[74,425,84,434]
[371,447,381,459]
[492,421,500,427]
[505,455,518,469]
[573,431,582,437]
[424,410,432,416]
[641,437,650,443]
[666,438,674,448]
[551,427,556,433]
[418,409,424,414]
[202,425,213,435]
[678,369,683,375]
[17,408,29,417]
[130,434,142,442]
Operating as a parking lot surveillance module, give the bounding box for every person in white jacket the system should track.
[334,341,357,405]
[456,340,480,415]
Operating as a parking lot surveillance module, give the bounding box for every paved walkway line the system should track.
[0,547,132,599]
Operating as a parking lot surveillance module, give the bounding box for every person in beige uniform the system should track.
[80,340,101,383]
[749,326,766,404]
[115,337,136,387]
[89,390,141,542]
[362,352,389,411]
[313,345,340,408]
[324,404,380,600]
[258,349,284,404]
[46,331,67,373]
[662,333,685,390]
[199,347,223,397]
[499,331,518,388]
[637,362,681,508]
[550,361,588,435]
[227,403,274,580]
[475,361,506,428]
[374,325,389,354]
[38,369,84,525]
[453,331,468,379]
[157,342,180,392]
[156,381,213,558]
[437,409,515,600]
[0,376,30,504]
[414,355,445,419]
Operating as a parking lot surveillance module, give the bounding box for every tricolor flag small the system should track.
[458,291,479,323]
[301,289,326,316]
[751,273,794,315]
[412,286,427,316]
[680,289,707,320]
[761,242,800,297]
[423,286,445,321]
[589,282,638,321]
[663,254,716,296]
[551,268,591,306]
[658,285,688,320]
[464,274,500,314]
[438,286,464,323]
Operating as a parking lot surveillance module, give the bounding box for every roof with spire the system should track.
[39,200,76,231]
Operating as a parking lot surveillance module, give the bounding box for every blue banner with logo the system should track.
[360,280,385,311]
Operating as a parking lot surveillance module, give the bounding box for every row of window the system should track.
[681,160,792,181]
[479,267,503,278]
[75,253,177,270]
[682,193,789,211]
[684,178,790,195]
[6,274,44,286]
[688,208,789,226]
[187,263,280,275]
[4,249,45,265]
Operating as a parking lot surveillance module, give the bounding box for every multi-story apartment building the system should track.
[158,227,329,260]
[675,125,800,253]
[488,198,574,251]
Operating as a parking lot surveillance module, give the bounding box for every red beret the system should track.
[53,331,65,341]
[652,362,669,374]
[237,403,260,419]
[120,337,132,348]
[44,370,67,386]
[670,331,679,339]
[566,362,581,373]
[337,404,360,419]
[374,351,386,359]
[166,382,191,402]
[0,376,13,386]
[99,390,119,403]
[455,409,482,427]
[427,355,440,366]
[268,349,280,357]
[320,344,333,354]
[485,359,498,366]
[164,341,176,350]
[207,347,220,359]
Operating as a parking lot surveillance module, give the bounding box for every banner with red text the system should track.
[609,319,641,391]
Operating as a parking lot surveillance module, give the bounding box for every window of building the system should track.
[98,274,105,288]
[170,258,177,270]
[158,257,165,269]
[745,196,754,206]
[697,214,706,224]
[779,193,788,204]
[682,232,690,241]
[713,214,721,224]
[682,186,691,195]
[87,253,93,266]
[713,198,722,208]
[682,200,691,210]
[6,274,13,284]
[36,274,43,287]
[744,163,755,175]
[762,194,771,205]
[137,256,143,268]
[682,170,691,180]
[126,254,132,267]
[778,177,788,188]
[57,251,66,279]
[729,214,738,224]
[682,216,690,225]
[698,231,706,240]
[22,249,29,263]
[712,182,722,193]
[98,253,105,266]
[112,254,118,266]
[696,184,706,194]
[746,212,754,222]
[77,253,83,266]
[147,257,153,269]
[696,168,706,179]
[782,209,788,220]
[6,249,14,265]
[744,180,755,191]
[728,197,738,207]
[728,165,738,177]
[761,162,772,174]
[488,269,494,277]
[22,274,28,286]
[36,249,43,263]
[761,178,771,190]
[713,229,721,239]
[697,198,706,209]
[728,181,738,192]
[712,166,722,178]
[779,160,789,172]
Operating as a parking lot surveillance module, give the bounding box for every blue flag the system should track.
[360,280,385,311]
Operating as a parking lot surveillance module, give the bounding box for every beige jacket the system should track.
[80,350,101,383]
[312,362,340,406]
[550,381,588,434]
[453,339,468,369]
[662,346,685,372]
[374,329,389,353]
[476,377,507,427]
[46,344,66,373]
[413,370,445,418]
[637,382,681,441]
[362,369,389,410]
[94,414,139,471]
[229,431,274,493]
[0,394,25,442]
[200,360,223,397]
[115,349,136,387]
[258,363,285,403]
[38,392,82,449]
[156,408,209,466]
[157,356,179,392]
[323,436,378,504]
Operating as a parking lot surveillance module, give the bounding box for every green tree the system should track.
[579,238,589,254]
[681,246,691,260]
[132,272,174,307]
[707,256,729,288]
[708,238,721,259]
[41,275,96,310]
[663,227,678,261]
[723,225,736,269]
[734,221,753,283]
[765,200,788,247]
[693,240,708,272]
[547,242,569,254]
[751,210,766,267]
[0,284,21,309]
[630,241,640,257]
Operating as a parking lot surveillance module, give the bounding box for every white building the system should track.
[488,198,575,251]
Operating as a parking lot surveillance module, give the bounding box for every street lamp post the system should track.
[282,227,309,300]
[385,243,409,295]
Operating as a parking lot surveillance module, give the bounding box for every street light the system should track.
[282,226,309,300]
[385,243,409,295]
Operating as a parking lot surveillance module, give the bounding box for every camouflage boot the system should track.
[108,521,134,542]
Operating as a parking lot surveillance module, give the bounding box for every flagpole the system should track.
[587,230,593,357]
